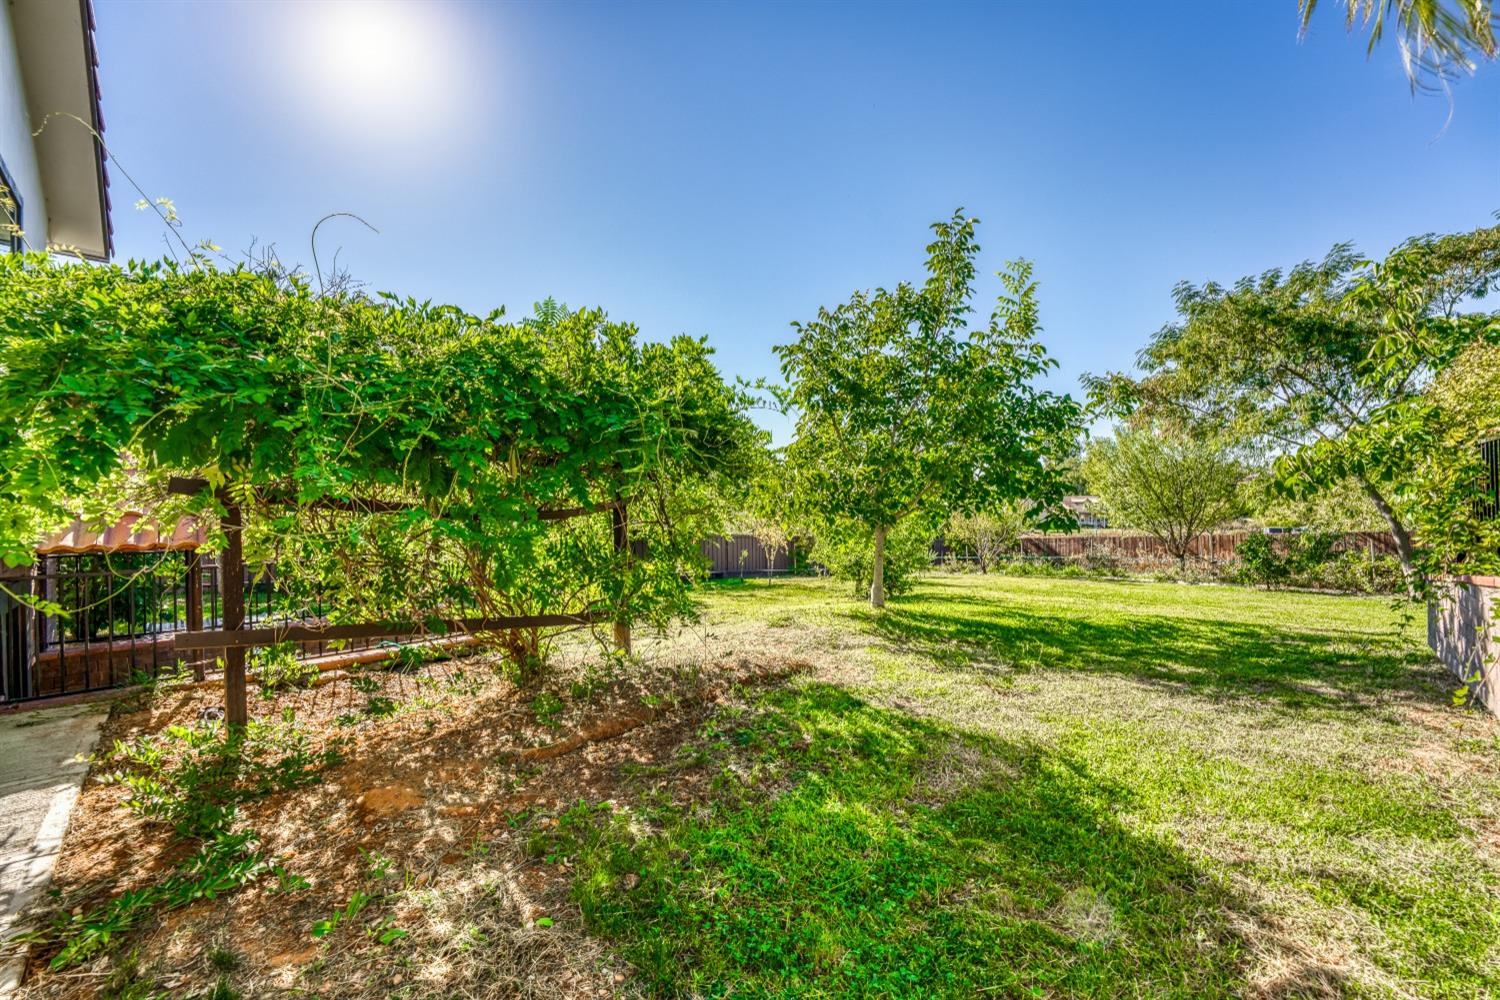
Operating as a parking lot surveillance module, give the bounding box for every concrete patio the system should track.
[0,702,108,997]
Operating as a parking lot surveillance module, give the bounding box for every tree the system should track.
[1087,221,1500,586]
[733,445,807,582]
[776,211,1082,607]
[943,503,1028,572]
[1299,0,1497,92]
[740,513,791,581]
[1082,427,1248,571]
[1394,337,1500,577]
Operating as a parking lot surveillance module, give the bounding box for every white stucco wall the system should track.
[0,0,46,249]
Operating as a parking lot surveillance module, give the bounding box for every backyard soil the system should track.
[10,625,821,1000]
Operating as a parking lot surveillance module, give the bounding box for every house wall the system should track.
[0,1,46,248]
[1429,575,1500,713]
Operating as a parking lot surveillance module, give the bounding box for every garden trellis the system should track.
[164,476,630,727]
[0,255,760,727]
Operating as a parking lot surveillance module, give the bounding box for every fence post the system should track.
[612,500,632,655]
[25,566,42,701]
[221,499,248,728]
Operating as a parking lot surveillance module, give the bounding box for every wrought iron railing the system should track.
[1479,436,1499,523]
[1,553,390,703]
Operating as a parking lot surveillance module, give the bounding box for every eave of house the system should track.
[8,0,111,260]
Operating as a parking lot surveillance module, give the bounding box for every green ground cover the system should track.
[550,575,1500,998]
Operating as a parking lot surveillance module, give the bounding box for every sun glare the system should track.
[288,1,471,149]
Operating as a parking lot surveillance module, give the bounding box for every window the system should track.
[0,156,22,253]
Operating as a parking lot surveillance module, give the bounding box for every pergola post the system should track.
[220,500,247,728]
[612,500,631,655]
[184,551,204,681]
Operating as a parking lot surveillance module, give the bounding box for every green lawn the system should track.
[543,574,1500,998]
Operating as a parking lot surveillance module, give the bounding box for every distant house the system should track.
[1,0,111,259]
[1061,495,1108,530]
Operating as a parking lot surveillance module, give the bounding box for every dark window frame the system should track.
[0,153,23,253]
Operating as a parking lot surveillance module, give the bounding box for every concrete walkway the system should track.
[0,702,108,997]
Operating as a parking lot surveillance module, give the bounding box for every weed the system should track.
[99,717,343,839]
[312,890,371,939]
[206,944,242,973]
[531,690,565,728]
[97,951,162,1000]
[203,976,240,1000]
[269,867,312,894]
[311,850,409,943]
[252,642,319,698]
[48,831,273,969]
[364,694,399,718]
[46,716,343,970]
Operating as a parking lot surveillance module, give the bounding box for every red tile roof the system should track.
[38,512,204,554]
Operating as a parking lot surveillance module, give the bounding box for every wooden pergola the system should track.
[164,477,633,728]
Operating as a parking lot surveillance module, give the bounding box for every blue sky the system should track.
[93,1,1498,442]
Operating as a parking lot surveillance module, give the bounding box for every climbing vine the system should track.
[0,253,761,674]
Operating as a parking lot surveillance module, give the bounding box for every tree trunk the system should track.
[871,524,888,608]
[1357,476,1418,592]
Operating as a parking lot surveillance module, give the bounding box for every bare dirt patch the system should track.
[12,639,810,999]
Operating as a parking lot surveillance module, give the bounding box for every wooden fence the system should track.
[704,529,1400,578]
[700,535,805,577]
[936,530,1399,567]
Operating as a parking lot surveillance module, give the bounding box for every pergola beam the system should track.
[165,476,620,522]
[175,611,611,652]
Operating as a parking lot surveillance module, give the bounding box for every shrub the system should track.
[1237,533,1290,588]
[1080,540,1123,575]
[1238,531,1403,594]
[813,517,937,600]
[1308,550,1406,595]
[942,504,1027,573]
[1287,531,1339,576]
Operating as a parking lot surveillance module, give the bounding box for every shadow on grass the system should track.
[859,592,1438,713]
[559,684,1352,999]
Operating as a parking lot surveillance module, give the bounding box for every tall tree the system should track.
[1082,427,1248,571]
[1088,221,1500,585]
[776,211,1082,607]
[1299,0,1497,92]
